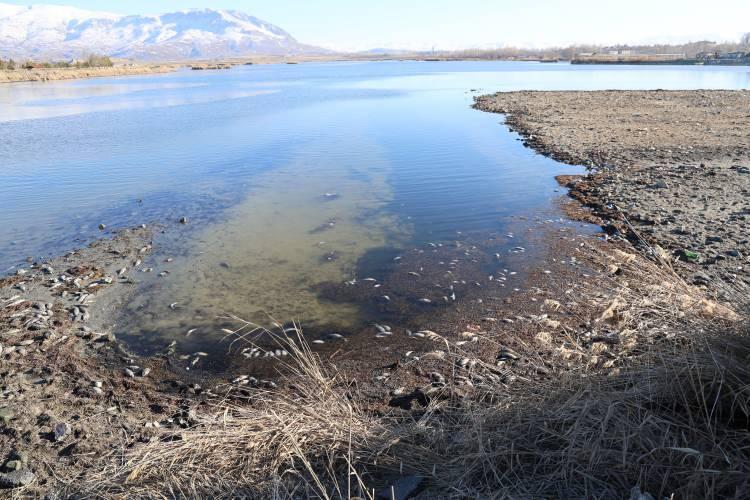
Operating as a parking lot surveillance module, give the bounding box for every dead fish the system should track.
[186,328,197,337]
[221,328,234,334]
[363,277,377,282]
[393,256,402,262]
[408,272,420,277]
[382,295,391,301]
[418,298,432,304]
[312,340,325,344]
[169,302,179,310]
[194,352,208,357]
[117,267,127,276]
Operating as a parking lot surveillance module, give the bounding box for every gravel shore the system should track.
[475,90,750,294]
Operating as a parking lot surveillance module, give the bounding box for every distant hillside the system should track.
[0,3,328,60]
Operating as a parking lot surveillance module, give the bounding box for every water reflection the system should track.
[1,61,748,354]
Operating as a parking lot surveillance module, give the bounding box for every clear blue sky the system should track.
[5,0,749,50]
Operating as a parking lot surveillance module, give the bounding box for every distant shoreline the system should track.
[4,54,748,86]
[572,58,750,66]
[0,64,182,84]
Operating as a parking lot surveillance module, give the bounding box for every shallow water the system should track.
[1,61,749,356]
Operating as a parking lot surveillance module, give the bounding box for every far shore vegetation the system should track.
[0,54,114,71]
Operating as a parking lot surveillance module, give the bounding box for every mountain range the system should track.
[0,3,325,60]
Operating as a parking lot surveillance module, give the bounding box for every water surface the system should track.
[1,61,748,356]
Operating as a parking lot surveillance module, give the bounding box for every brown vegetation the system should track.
[72,244,749,498]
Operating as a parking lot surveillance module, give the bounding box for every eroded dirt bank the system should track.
[475,90,750,294]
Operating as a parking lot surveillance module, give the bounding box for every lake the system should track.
[1,61,749,359]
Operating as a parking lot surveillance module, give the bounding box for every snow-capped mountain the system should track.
[0,3,324,60]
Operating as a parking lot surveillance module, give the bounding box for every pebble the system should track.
[53,422,70,442]
[0,408,14,425]
[0,469,35,488]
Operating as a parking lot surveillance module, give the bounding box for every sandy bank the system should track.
[0,64,181,84]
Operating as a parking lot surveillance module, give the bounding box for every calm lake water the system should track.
[2,61,749,357]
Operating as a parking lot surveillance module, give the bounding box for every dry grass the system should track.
[77,248,750,499]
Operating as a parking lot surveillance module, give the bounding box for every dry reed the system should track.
[78,246,749,499]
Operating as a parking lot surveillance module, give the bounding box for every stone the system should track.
[3,460,22,472]
[98,223,106,230]
[179,216,188,224]
[53,422,70,442]
[0,408,13,426]
[0,469,35,488]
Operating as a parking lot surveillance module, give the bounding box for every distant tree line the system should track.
[436,33,750,61]
[0,54,113,71]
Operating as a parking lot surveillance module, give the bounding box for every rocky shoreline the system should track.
[474,90,750,296]
[0,64,180,84]
[1,212,741,495]
[0,226,220,493]
[1,89,748,496]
